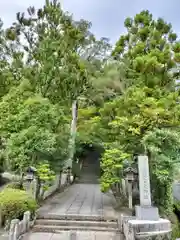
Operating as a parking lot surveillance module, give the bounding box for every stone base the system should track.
[135,205,159,221]
[121,216,171,240]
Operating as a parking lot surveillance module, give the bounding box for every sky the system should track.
[0,0,180,44]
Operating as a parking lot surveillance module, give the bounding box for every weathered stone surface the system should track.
[135,205,159,221]
[138,156,151,206]
[123,218,171,240]
[23,184,120,239]
[38,184,117,221]
[135,232,171,240]
[23,231,122,240]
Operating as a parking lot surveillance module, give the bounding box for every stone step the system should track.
[37,214,117,222]
[33,224,119,233]
[77,180,99,184]
[24,231,124,240]
[35,219,118,229]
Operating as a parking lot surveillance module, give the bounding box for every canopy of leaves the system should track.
[0,80,69,173]
[0,0,111,174]
[77,10,180,213]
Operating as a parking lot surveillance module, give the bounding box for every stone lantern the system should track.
[25,166,37,182]
[124,167,138,209]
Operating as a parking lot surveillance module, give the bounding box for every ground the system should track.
[24,231,120,240]
[38,184,117,218]
[23,184,122,240]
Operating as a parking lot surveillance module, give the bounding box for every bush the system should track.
[172,222,180,240]
[5,181,23,190]
[0,188,38,224]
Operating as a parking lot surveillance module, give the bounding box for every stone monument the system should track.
[135,155,159,220]
[121,155,172,240]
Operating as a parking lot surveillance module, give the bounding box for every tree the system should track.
[4,1,112,170]
[112,10,180,90]
[5,0,110,106]
[0,80,69,173]
[79,10,180,213]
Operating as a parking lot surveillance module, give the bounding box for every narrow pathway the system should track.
[23,184,122,240]
[38,183,117,219]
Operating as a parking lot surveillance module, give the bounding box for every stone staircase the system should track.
[26,183,124,239]
[32,215,122,239]
[78,158,100,184]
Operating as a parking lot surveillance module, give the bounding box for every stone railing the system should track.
[1,173,72,240]
[43,173,69,200]
[24,172,73,201]
[9,211,31,240]
[120,214,171,240]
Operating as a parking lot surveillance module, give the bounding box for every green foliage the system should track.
[0,0,111,175]
[112,10,179,90]
[172,223,180,240]
[0,0,179,220]
[143,129,180,213]
[77,10,180,217]
[101,145,131,192]
[5,181,23,190]
[0,80,69,173]
[6,1,108,105]
[5,126,57,172]
[36,162,55,191]
[0,188,38,224]
[170,206,180,239]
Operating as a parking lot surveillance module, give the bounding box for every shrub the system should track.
[5,181,23,190]
[0,188,38,225]
[172,222,180,240]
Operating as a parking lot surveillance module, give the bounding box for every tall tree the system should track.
[112,10,180,90]
[5,0,110,105]
[80,11,180,213]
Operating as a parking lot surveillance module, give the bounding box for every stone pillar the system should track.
[9,219,19,240]
[67,167,71,184]
[32,178,37,199]
[66,100,77,169]
[13,219,20,240]
[122,179,127,197]
[58,172,62,188]
[128,181,133,209]
[23,211,30,232]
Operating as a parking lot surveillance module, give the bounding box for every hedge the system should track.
[0,188,38,225]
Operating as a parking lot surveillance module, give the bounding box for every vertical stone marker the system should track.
[135,155,159,221]
[138,155,151,206]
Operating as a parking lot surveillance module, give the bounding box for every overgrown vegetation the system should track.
[0,0,180,223]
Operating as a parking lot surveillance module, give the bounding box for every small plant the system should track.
[5,181,24,190]
[36,162,55,200]
[0,188,38,226]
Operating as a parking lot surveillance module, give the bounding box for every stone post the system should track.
[66,100,77,169]
[58,172,62,188]
[32,178,37,199]
[128,181,133,209]
[135,155,159,220]
[13,219,20,240]
[23,211,30,232]
[67,167,71,185]
[9,219,19,240]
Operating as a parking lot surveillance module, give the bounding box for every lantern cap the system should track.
[124,166,138,174]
